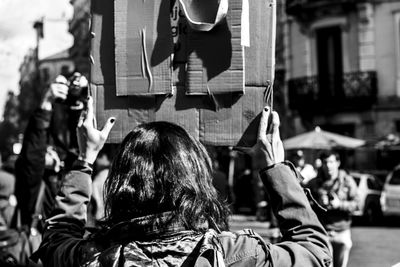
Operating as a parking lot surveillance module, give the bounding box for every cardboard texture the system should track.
[114,0,173,95]
[91,0,276,146]
[175,0,275,92]
[93,84,266,146]
[170,0,189,87]
[91,0,116,86]
[200,87,267,146]
[245,0,275,86]
[92,84,156,142]
[185,0,244,95]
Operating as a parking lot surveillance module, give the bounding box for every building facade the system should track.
[18,49,41,130]
[69,0,91,77]
[284,0,400,142]
[39,49,75,85]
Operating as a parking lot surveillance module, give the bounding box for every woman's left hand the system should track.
[77,96,115,164]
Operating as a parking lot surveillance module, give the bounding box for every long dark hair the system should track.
[103,121,230,232]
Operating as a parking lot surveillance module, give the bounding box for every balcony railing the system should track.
[288,71,377,113]
[286,0,359,18]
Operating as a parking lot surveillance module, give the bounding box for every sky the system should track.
[0,0,73,120]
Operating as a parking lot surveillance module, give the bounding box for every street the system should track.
[230,215,400,267]
[349,226,400,267]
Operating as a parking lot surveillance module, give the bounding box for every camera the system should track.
[64,72,89,110]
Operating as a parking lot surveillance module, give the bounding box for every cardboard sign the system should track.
[92,84,266,146]
[90,0,276,146]
[179,0,228,32]
[184,0,244,95]
[114,0,173,95]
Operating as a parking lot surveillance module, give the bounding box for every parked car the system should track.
[350,172,383,223]
[380,165,400,217]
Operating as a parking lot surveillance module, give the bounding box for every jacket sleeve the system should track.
[15,108,52,226]
[256,162,332,267]
[33,160,93,267]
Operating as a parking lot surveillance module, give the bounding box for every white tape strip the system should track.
[241,0,250,47]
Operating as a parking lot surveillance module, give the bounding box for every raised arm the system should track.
[259,162,332,267]
[237,108,332,267]
[33,97,115,266]
[15,78,68,226]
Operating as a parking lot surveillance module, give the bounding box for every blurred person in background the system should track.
[212,159,229,203]
[207,146,230,203]
[0,170,31,266]
[14,77,68,230]
[14,72,89,233]
[292,150,317,185]
[0,154,17,228]
[33,102,331,267]
[234,167,256,214]
[306,151,358,267]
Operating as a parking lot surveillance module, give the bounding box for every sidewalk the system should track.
[229,214,280,241]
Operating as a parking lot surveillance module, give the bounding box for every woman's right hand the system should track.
[76,96,115,164]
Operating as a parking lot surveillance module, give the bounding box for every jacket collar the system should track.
[96,212,208,244]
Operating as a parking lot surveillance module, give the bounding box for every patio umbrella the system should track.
[283,126,366,150]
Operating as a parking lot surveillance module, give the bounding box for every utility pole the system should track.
[33,18,44,69]
[32,18,45,104]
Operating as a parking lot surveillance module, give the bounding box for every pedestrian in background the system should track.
[211,159,229,203]
[33,99,332,267]
[292,150,317,185]
[207,146,230,203]
[14,77,68,230]
[306,151,358,267]
[0,154,16,228]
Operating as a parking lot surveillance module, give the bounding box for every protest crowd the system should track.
[0,74,337,267]
[3,0,400,267]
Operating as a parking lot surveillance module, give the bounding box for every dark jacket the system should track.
[34,161,332,267]
[15,109,52,227]
[306,170,358,232]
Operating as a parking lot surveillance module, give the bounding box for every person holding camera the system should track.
[32,97,332,267]
[14,72,88,230]
[14,76,70,230]
[306,152,358,267]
